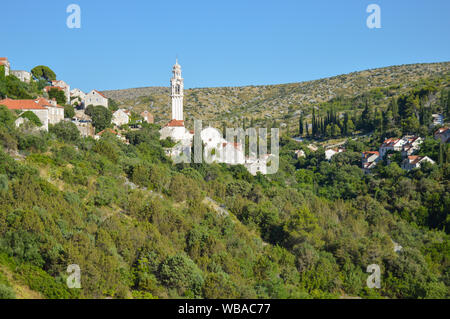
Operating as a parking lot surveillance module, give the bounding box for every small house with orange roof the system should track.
[401,155,435,171]
[0,98,49,130]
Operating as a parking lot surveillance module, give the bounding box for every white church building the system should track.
[160,60,276,175]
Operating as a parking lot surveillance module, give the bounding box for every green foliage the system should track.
[49,121,80,143]
[20,111,42,127]
[88,105,112,132]
[0,69,448,300]
[159,254,204,297]
[48,88,66,105]
[0,105,15,127]
[31,65,56,83]
[0,284,16,299]
[64,105,75,119]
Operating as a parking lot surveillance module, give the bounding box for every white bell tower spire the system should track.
[171,59,184,121]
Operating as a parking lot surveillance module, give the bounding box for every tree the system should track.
[48,88,66,105]
[31,65,56,83]
[64,105,75,119]
[299,115,304,136]
[159,254,204,297]
[49,121,80,142]
[20,111,42,127]
[0,174,8,193]
[0,105,15,127]
[90,105,112,132]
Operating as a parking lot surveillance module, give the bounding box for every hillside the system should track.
[0,61,449,300]
[103,62,450,129]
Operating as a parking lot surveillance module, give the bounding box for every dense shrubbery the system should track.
[0,79,448,299]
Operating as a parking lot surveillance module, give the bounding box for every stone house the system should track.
[70,88,86,107]
[0,57,10,75]
[51,80,71,104]
[11,70,31,83]
[141,110,154,124]
[85,90,108,108]
[379,138,406,158]
[401,156,435,171]
[0,98,50,130]
[434,127,450,143]
[361,151,380,173]
[112,109,131,126]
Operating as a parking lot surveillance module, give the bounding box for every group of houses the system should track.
[361,132,448,172]
[1,57,154,138]
[0,97,64,131]
[0,57,32,83]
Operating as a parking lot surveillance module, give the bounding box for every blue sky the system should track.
[1,0,449,92]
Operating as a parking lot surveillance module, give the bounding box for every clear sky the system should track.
[1,0,449,92]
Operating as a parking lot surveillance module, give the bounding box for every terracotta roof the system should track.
[363,151,380,155]
[94,90,107,98]
[97,128,118,136]
[44,86,63,92]
[36,97,64,108]
[0,98,47,110]
[0,97,64,110]
[407,155,421,164]
[435,127,449,135]
[165,119,184,127]
[381,138,400,147]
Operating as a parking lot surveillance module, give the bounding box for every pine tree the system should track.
[299,115,304,135]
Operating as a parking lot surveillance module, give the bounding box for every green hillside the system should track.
[0,62,449,299]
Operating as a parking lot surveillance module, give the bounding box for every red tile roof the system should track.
[165,119,185,127]
[0,97,63,110]
[97,128,118,136]
[36,97,64,108]
[407,155,422,164]
[381,138,400,147]
[44,86,63,92]
[435,127,449,135]
[0,98,47,110]
[94,90,107,98]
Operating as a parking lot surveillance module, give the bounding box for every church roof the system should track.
[165,119,184,127]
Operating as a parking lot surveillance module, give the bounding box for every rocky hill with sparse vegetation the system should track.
[103,62,450,130]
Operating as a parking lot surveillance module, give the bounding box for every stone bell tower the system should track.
[171,59,184,121]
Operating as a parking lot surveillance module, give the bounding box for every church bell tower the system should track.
[171,59,184,121]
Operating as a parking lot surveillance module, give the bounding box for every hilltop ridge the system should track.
[103,62,450,128]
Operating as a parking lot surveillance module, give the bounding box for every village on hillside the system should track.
[0,57,155,142]
[1,56,449,176]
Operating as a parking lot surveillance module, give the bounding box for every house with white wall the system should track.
[141,110,154,124]
[0,98,49,130]
[112,109,130,126]
[51,80,71,104]
[0,57,10,75]
[435,127,450,143]
[11,70,32,83]
[85,90,108,108]
[401,156,435,171]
